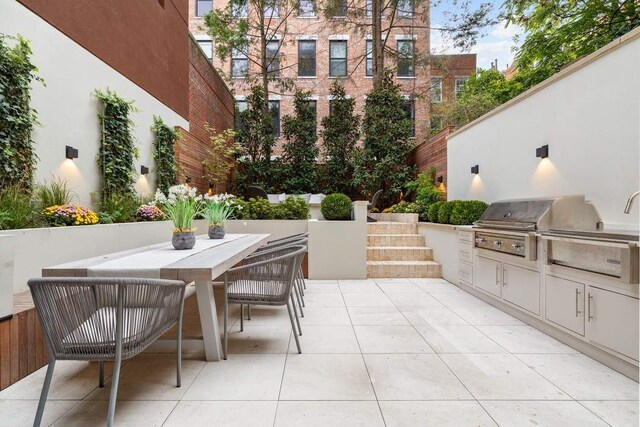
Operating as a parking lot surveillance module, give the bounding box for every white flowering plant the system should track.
[153,185,204,232]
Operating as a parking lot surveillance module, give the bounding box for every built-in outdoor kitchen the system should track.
[456,194,639,380]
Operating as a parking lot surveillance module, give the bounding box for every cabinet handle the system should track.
[575,289,581,317]
[495,265,499,286]
[587,293,594,321]
[503,266,508,287]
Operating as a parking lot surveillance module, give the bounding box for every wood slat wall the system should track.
[0,308,48,390]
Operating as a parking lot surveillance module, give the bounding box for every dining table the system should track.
[41,233,270,361]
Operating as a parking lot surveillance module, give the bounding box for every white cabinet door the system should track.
[475,256,502,298]
[545,275,585,336]
[503,263,540,315]
[459,261,473,285]
[586,286,639,361]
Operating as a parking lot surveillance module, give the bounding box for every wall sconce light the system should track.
[140,165,149,175]
[436,176,443,184]
[65,145,79,160]
[536,144,549,159]
[470,165,479,174]
[185,176,191,184]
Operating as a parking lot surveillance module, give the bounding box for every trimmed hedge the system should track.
[321,193,352,220]
[450,200,488,225]
[437,200,459,224]
[427,201,445,223]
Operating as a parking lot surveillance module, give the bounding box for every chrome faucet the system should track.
[624,191,640,214]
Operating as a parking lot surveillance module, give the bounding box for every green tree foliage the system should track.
[0,34,43,191]
[354,70,415,205]
[94,89,139,199]
[282,90,319,193]
[504,0,639,88]
[320,81,360,197]
[151,116,179,194]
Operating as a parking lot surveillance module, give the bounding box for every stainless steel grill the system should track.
[473,195,603,260]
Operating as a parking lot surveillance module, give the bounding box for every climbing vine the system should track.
[151,116,179,193]
[94,88,138,199]
[0,34,43,191]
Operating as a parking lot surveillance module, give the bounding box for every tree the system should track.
[354,69,415,204]
[503,0,639,87]
[202,126,239,193]
[320,81,360,196]
[282,90,319,193]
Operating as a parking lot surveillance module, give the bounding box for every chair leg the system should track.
[176,299,184,387]
[240,304,244,332]
[293,283,304,317]
[247,305,251,320]
[223,280,229,360]
[99,361,105,388]
[33,358,55,427]
[287,300,302,354]
[106,343,122,427]
[290,294,302,336]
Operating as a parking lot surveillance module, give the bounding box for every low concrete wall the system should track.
[369,213,419,223]
[418,222,460,284]
[308,201,368,280]
[0,236,15,320]
[224,220,308,240]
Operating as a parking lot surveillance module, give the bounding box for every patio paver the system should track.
[0,278,637,426]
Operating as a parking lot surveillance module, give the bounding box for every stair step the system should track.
[368,222,417,235]
[367,234,425,247]
[367,261,442,278]
[367,246,433,261]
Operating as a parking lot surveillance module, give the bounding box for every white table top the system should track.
[42,233,270,283]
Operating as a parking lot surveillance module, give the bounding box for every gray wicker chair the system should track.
[246,185,269,200]
[367,189,383,222]
[223,245,306,359]
[28,277,186,427]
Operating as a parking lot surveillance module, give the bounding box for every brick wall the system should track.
[176,37,235,194]
[413,126,454,193]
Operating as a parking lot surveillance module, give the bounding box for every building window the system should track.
[397,0,413,17]
[430,77,443,102]
[430,115,443,132]
[197,39,213,60]
[365,0,372,17]
[266,40,280,77]
[403,99,415,137]
[329,0,347,17]
[329,40,347,77]
[232,0,248,17]
[397,40,414,77]
[231,48,248,77]
[298,0,315,17]
[196,0,213,17]
[455,77,468,99]
[269,100,280,137]
[365,40,373,76]
[235,100,248,131]
[298,40,316,77]
[307,100,317,134]
[264,0,279,17]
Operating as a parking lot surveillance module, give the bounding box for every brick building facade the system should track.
[188,0,431,152]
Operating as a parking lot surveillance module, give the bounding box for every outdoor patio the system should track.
[1,278,637,426]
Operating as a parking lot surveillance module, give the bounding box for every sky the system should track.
[430,0,522,71]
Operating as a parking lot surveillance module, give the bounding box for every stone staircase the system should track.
[366,222,442,278]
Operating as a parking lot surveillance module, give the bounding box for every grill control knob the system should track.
[475,237,486,244]
[492,240,503,247]
[512,243,523,250]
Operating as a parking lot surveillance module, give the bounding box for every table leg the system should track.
[195,280,222,361]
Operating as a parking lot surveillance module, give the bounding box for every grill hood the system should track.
[475,195,603,232]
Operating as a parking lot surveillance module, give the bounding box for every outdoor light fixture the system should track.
[536,144,549,159]
[140,165,149,175]
[436,176,443,184]
[65,145,79,160]
[470,165,479,174]
[185,176,191,184]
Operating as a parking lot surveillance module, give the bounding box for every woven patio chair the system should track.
[367,189,383,222]
[28,277,186,427]
[223,245,306,359]
[246,185,269,200]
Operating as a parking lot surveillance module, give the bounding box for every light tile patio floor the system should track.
[0,278,638,426]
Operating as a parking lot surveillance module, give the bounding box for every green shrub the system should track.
[97,193,140,223]
[35,178,74,208]
[0,184,42,230]
[437,201,460,224]
[274,196,310,220]
[241,197,275,220]
[450,200,488,225]
[427,201,445,223]
[321,193,352,220]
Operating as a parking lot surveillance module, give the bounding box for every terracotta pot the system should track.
[172,231,196,250]
[208,225,225,239]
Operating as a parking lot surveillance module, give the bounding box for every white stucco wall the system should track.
[447,30,640,229]
[1,2,189,207]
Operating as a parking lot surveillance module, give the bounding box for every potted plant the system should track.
[153,185,203,250]
[203,193,235,239]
